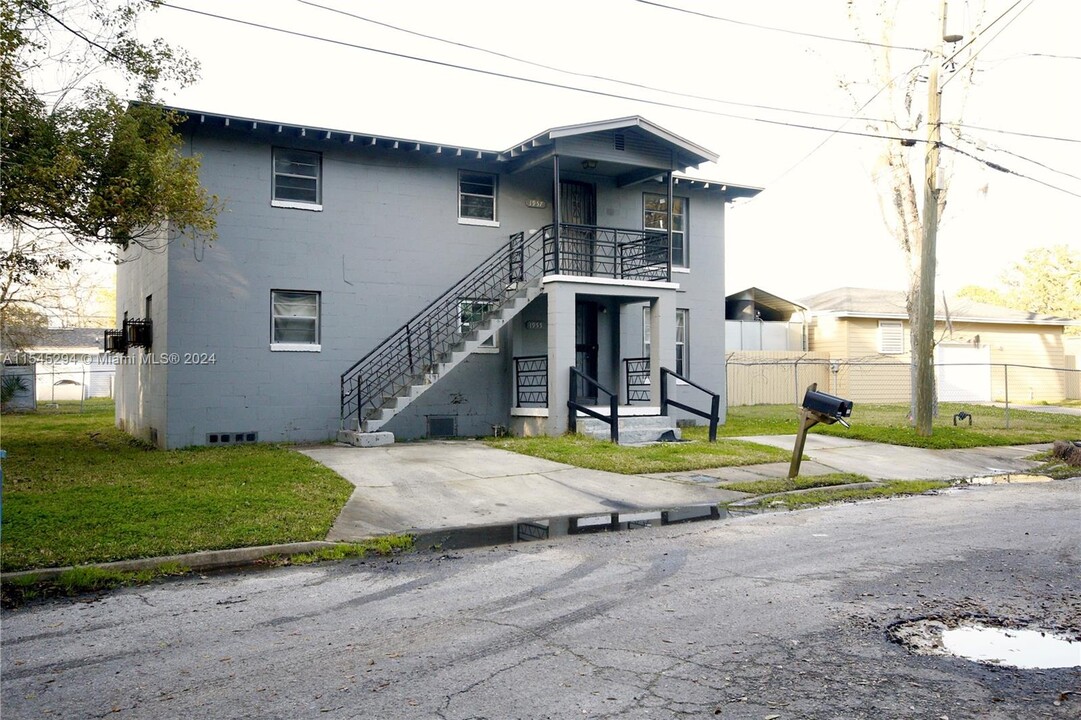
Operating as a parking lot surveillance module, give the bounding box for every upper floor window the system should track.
[273,148,322,209]
[879,320,903,354]
[271,290,321,351]
[643,193,688,268]
[459,171,498,225]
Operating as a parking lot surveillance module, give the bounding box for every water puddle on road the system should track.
[891,618,1081,669]
[941,624,1080,669]
[414,504,724,551]
[961,474,1053,485]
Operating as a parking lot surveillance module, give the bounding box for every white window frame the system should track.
[641,306,689,376]
[879,320,904,354]
[272,148,323,210]
[643,193,688,269]
[271,290,321,351]
[458,170,499,226]
[459,299,498,352]
[676,308,689,376]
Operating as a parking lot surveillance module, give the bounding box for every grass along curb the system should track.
[1,536,415,608]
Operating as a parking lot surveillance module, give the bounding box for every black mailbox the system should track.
[801,388,853,421]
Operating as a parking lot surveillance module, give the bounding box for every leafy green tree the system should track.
[1001,245,1081,331]
[1,0,219,286]
[955,285,1009,307]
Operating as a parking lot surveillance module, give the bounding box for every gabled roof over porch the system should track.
[154,103,761,199]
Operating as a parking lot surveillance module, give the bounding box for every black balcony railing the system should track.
[341,223,674,429]
[543,224,670,281]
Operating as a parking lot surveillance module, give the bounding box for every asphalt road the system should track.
[3,480,1079,720]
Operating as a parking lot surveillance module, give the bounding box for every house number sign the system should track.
[526,199,547,208]
[526,321,545,329]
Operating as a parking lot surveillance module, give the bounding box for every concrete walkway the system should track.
[300,436,1054,541]
[299,441,746,540]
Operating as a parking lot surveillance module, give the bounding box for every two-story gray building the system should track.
[112,108,760,448]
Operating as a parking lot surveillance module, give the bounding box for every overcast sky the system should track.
[133,0,1080,301]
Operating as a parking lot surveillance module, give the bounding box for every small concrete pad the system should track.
[336,430,394,447]
[299,441,734,540]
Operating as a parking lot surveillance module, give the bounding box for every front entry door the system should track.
[560,181,596,276]
[575,301,599,403]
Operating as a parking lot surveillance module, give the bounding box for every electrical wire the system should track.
[147,1,1081,197]
[293,0,899,127]
[635,0,928,52]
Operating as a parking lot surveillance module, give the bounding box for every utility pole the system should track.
[914,0,949,436]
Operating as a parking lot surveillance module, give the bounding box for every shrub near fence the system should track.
[726,355,1081,431]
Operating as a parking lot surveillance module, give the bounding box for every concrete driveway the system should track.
[299,441,744,540]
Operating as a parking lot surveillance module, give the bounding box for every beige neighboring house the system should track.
[801,287,1081,404]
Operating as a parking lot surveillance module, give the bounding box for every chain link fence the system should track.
[726,355,1081,430]
[1,364,115,414]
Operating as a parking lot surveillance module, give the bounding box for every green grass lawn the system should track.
[484,433,791,474]
[697,402,1080,449]
[0,405,354,572]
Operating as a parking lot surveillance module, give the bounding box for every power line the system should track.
[150,2,1080,196]
[293,0,899,128]
[947,122,1081,143]
[635,0,929,52]
[153,1,915,141]
[941,0,1035,89]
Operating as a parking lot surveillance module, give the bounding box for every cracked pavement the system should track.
[2,479,1079,719]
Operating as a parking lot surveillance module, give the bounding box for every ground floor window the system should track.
[271,290,321,350]
[459,299,497,350]
[641,306,689,375]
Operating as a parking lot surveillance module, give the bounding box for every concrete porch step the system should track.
[578,414,680,445]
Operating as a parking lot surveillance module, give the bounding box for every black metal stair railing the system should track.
[341,228,547,427]
[341,223,674,429]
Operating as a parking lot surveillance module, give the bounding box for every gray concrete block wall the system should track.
[121,120,732,447]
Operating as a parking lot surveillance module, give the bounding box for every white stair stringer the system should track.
[360,279,544,432]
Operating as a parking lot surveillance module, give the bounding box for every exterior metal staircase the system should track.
[340,229,548,442]
[339,223,673,445]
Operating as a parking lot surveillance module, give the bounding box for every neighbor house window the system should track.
[879,320,903,354]
[459,299,497,350]
[273,148,322,208]
[459,171,498,225]
[643,193,688,268]
[271,290,320,350]
[641,306,689,375]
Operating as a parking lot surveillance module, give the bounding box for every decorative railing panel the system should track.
[514,355,548,407]
[623,357,651,403]
[341,223,674,428]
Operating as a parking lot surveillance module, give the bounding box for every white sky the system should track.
[132,0,1080,302]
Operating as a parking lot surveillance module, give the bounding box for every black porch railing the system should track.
[568,366,619,443]
[660,367,720,442]
[341,223,674,429]
[543,224,670,281]
[514,355,548,406]
[623,357,651,403]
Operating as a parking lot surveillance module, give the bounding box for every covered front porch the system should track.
[505,276,719,443]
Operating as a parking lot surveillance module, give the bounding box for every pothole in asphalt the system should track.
[960,474,1053,485]
[889,617,1081,669]
[414,504,724,551]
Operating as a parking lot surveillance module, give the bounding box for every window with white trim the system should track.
[676,308,689,375]
[641,306,689,375]
[458,171,497,224]
[271,290,320,350]
[459,299,497,350]
[643,193,688,268]
[879,320,903,354]
[273,148,321,207]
